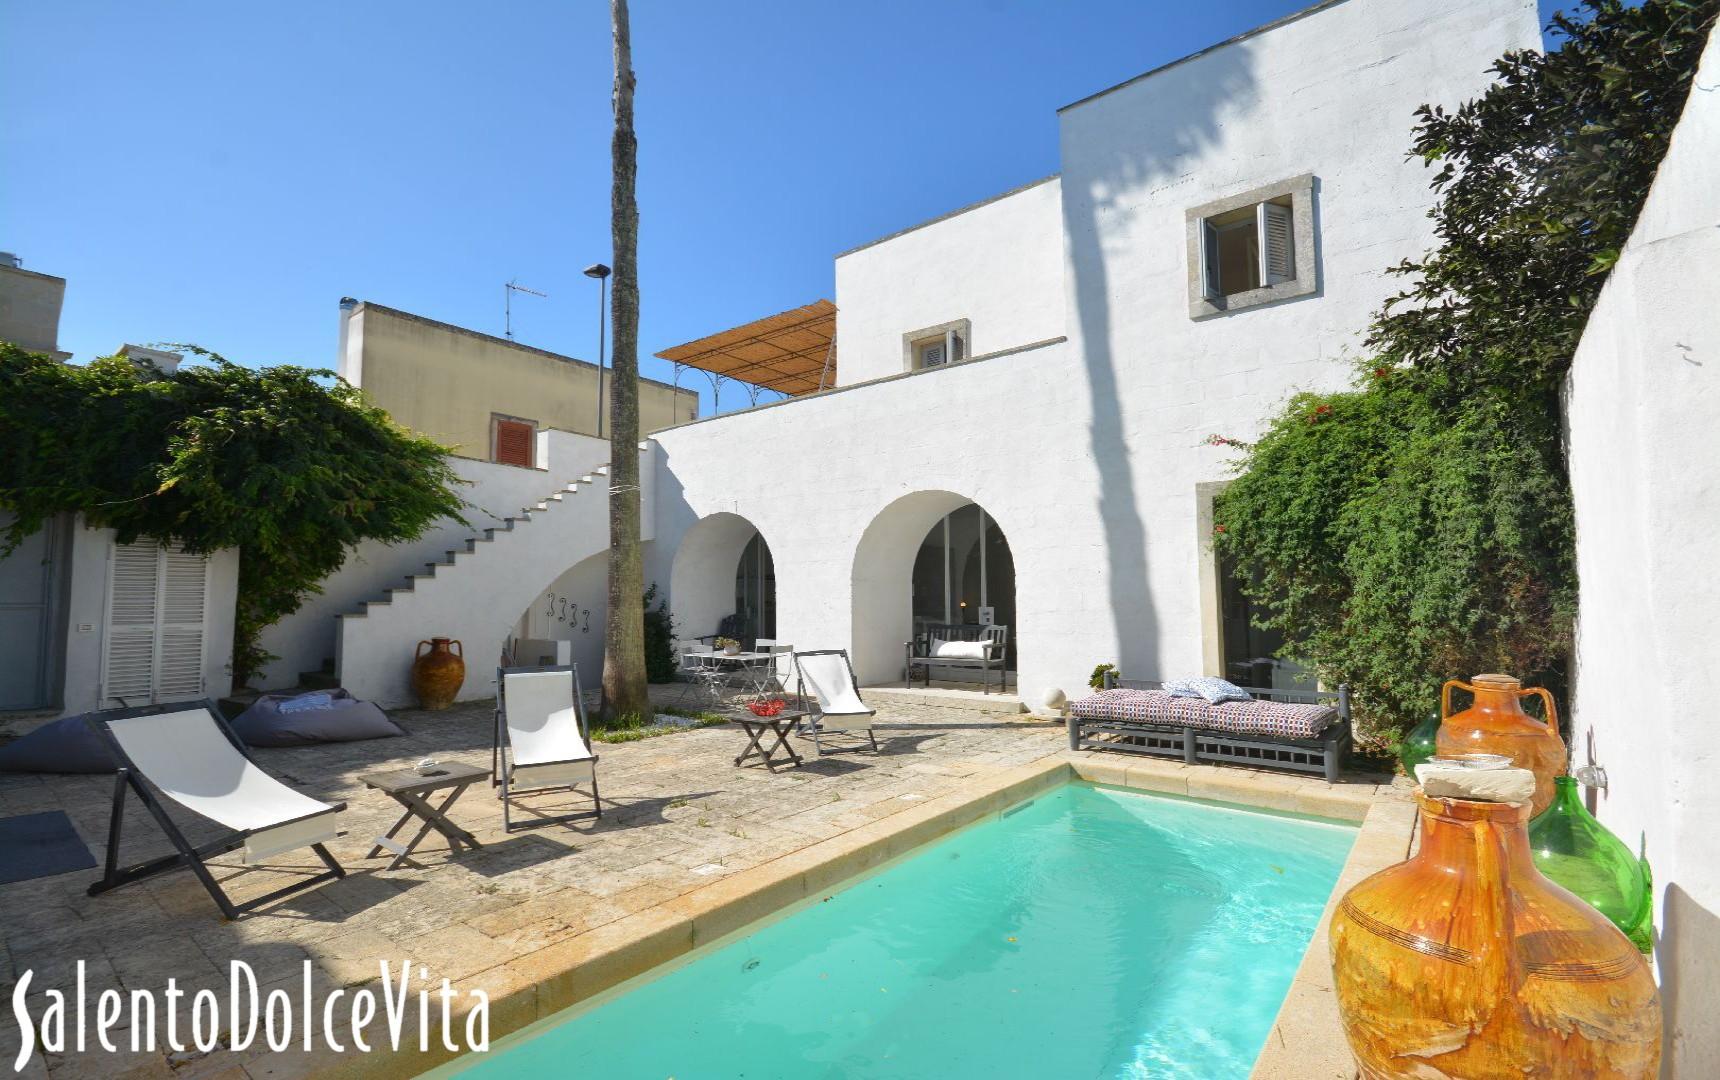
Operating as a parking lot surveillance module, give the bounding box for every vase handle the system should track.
[416,640,432,659]
[1441,678,1473,721]
[449,639,463,657]
[1521,686,1558,736]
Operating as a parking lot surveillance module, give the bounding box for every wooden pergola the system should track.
[655,299,836,399]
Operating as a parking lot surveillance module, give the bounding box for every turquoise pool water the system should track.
[455,783,1355,1079]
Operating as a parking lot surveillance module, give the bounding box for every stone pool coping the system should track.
[348,753,1403,1079]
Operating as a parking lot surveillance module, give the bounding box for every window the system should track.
[902,319,971,372]
[1186,175,1316,318]
[491,414,536,467]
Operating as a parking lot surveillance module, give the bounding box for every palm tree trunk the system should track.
[601,0,649,722]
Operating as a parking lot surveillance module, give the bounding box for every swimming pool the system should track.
[451,782,1355,1079]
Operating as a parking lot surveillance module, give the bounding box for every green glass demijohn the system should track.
[1397,711,1441,777]
[1528,774,1654,952]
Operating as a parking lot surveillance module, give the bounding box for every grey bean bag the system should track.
[231,689,405,747]
[0,714,120,774]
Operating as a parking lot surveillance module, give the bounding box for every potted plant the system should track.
[715,636,741,656]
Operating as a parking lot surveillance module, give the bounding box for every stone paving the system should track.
[0,691,1064,1079]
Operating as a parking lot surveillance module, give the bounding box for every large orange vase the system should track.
[1436,673,1566,816]
[411,638,465,710]
[1330,792,1661,1078]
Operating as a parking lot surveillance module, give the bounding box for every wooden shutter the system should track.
[155,544,208,699]
[1258,201,1295,285]
[494,418,534,467]
[103,540,159,704]
[1200,218,1222,300]
[102,539,208,705]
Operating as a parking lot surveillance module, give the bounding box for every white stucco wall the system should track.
[516,549,612,685]
[833,176,1066,385]
[653,0,1537,708]
[257,429,613,690]
[1565,26,1720,1076]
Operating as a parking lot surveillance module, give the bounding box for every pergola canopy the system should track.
[655,299,835,397]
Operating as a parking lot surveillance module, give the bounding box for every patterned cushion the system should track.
[1069,688,1337,741]
[1163,676,1252,704]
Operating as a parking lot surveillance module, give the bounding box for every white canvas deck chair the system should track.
[493,665,601,832]
[792,649,879,755]
[86,702,346,920]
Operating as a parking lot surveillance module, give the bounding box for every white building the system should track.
[648,0,1543,708]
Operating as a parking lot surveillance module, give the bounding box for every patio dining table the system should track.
[684,650,782,701]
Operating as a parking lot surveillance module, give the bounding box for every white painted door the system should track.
[102,539,210,706]
[0,515,63,709]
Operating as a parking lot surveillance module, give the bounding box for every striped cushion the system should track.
[1070,688,1337,741]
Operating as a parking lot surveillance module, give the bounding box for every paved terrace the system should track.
[0,694,1068,1079]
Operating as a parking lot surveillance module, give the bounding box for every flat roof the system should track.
[354,300,695,396]
[835,174,1060,260]
[1058,0,1350,113]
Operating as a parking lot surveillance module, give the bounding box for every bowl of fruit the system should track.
[747,698,787,717]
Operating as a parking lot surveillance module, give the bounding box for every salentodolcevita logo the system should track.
[10,959,489,1070]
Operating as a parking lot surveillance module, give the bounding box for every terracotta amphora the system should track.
[1330,791,1661,1079]
[411,638,465,710]
[1437,673,1566,816]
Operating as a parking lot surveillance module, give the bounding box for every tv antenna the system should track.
[504,279,548,340]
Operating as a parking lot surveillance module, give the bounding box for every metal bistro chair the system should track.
[749,639,794,699]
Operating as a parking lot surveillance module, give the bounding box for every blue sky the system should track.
[0,1,1556,415]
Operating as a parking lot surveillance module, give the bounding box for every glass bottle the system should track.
[1398,711,1441,777]
[1529,774,1654,952]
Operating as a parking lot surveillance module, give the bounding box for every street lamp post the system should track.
[583,263,612,437]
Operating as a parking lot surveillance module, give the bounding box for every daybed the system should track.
[1067,674,1351,783]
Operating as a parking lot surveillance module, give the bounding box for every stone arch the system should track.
[668,511,776,645]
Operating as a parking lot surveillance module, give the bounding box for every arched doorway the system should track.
[851,492,1017,688]
[669,512,776,646]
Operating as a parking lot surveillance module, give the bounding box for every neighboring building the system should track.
[336,300,699,464]
[0,263,240,715]
[0,252,71,361]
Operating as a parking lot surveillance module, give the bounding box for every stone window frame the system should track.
[1185,174,1318,319]
[901,318,972,372]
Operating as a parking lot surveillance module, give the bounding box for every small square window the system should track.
[902,319,971,373]
[1187,176,1316,318]
[492,414,537,467]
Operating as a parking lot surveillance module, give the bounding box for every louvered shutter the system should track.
[494,419,535,467]
[155,544,208,699]
[102,539,209,705]
[1200,218,1222,300]
[1258,201,1295,285]
[103,540,159,704]
[920,342,947,368]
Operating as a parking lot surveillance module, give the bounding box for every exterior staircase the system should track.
[335,455,647,708]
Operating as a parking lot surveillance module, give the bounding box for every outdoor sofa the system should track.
[1067,674,1351,783]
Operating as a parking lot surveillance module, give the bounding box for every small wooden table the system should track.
[360,761,487,870]
[734,709,809,771]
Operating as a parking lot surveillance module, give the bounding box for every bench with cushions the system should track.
[1067,674,1351,783]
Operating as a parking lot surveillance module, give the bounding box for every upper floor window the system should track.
[903,319,971,372]
[1186,175,1317,318]
[491,414,536,467]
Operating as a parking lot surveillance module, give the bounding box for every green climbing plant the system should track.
[0,343,466,688]
[1213,0,1719,740]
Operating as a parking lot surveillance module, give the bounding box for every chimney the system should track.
[0,252,20,269]
[117,344,184,375]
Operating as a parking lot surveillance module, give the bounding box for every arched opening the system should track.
[852,492,1017,689]
[669,512,776,646]
[512,549,609,674]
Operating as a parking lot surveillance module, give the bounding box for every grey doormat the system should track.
[0,810,97,885]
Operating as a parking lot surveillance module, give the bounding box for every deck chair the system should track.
[86,702,346,920]
[493,665,601,832]
[793,649,879,755]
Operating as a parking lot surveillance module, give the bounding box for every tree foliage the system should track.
[0,343,465,687]
[1214,0,1718,739]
